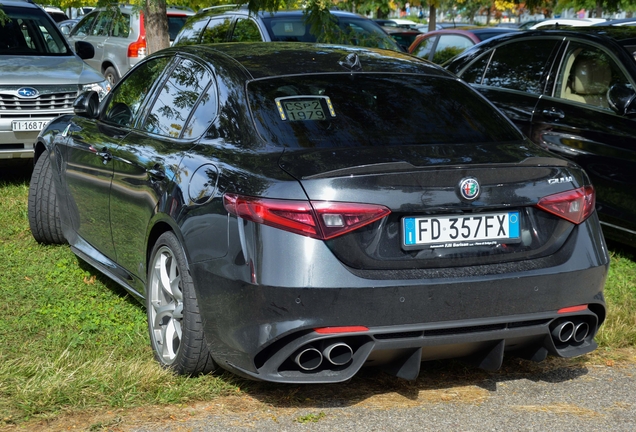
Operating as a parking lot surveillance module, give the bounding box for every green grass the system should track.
[1,167,635,425]
[0,172,241,424]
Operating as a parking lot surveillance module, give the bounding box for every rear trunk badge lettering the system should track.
[548,176,573,184]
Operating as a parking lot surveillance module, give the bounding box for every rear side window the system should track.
[467,39,559,94]
[143,58,215,138]
[111,12,131,38]
[231,18,262,42]
[248,74,522,148]
[167,15,190,41]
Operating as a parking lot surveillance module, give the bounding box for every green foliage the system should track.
[0,175,240,423]
[432,45,466,63]
[295,412,326,423]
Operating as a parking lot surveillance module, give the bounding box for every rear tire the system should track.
[104,66,119,85]
[28,152,66,244]
[147,231,218,375]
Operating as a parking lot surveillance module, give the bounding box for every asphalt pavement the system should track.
[125,358,636,432]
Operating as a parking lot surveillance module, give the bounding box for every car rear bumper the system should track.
[189,215,609,383]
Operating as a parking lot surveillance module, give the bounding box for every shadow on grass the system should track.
[76,256,146,312]
[0,159,32,184]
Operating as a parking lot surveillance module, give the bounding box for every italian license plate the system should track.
[402,212,520,249]
[12,120,49,132]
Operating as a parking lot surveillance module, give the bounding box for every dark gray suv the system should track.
[0,0,109,162]
[173,7,402,51]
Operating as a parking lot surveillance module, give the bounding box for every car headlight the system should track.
[82,80,111,101]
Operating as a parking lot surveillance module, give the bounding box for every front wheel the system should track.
[147,231,218,375]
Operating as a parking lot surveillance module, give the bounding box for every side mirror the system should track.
[608,84,636,117]
[74,40,95,60]
[73,91,100,118]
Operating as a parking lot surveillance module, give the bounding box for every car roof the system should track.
[448,27,636,52]
[192,6,369,20]
[168,42,451,79]
[0,0,41,10]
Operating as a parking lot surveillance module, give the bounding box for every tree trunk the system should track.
[595,0,602,18]
[428,5,436,31]
[144,0,170,55]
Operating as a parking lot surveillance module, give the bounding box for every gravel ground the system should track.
[125,360,635,432]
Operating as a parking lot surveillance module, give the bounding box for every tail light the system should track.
[536,186,595,224]
[127,12,146,58]
[223,194,391,240]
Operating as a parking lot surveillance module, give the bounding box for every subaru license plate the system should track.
[12,120,49,132]
[402,211,520,249]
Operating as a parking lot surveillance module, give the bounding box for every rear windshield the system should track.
[261,15,400,51]
[0,6,70,55]
[248,74,523,148]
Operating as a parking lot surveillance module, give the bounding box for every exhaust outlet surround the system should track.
[323,342,354,366]
[573,321,590,343]
[294,347,323,371]
[551,320,575,343]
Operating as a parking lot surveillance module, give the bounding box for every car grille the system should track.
[0,86,78,117]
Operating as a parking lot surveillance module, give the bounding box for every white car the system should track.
[529,18,606,29]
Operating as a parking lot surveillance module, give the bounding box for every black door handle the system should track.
[148,164,165,181]
[96,147,112,164]
[542,108,565,119]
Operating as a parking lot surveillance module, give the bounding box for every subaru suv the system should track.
[173,6,402,51]
[68,5,195,84]
[0,0,109,161]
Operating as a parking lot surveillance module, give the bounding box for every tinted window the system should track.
[412,36,437,59]
[433,34,474,63]
[143,58,214,138]
[249,74,522,148]
[91,12,112,36]
[231,18,262,42]
[0,7,70,55]
[103,57,171,127]
[70,11,98,37]
[262,16,400,50]
[167,15,190,41]
[111,11,131,38]
[479,39,559,94]
[200,17,233,44]
[459,51,492,84]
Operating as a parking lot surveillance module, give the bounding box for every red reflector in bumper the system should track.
[558,305,588,314]
[314,326,369,334]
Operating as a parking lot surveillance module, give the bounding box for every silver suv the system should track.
[0,0,109,161]
[68,5,194,84]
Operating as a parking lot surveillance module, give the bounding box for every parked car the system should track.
[529,18,605,29]
[374,18,426,31]
[57,18,80,35]
[68,5,195,85]
[409,27,518,63]
[28,42,608,383]
[43,6,69,23]
[592,18,636,27]
[173,7,401,52]
[445,28,636,246]
[0,0,109,162]
[381,26,421,50]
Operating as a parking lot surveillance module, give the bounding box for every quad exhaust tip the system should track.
[551,319,590,344]
[293,342,354,371]
[294,347,323,371]
[323,342,353,366]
